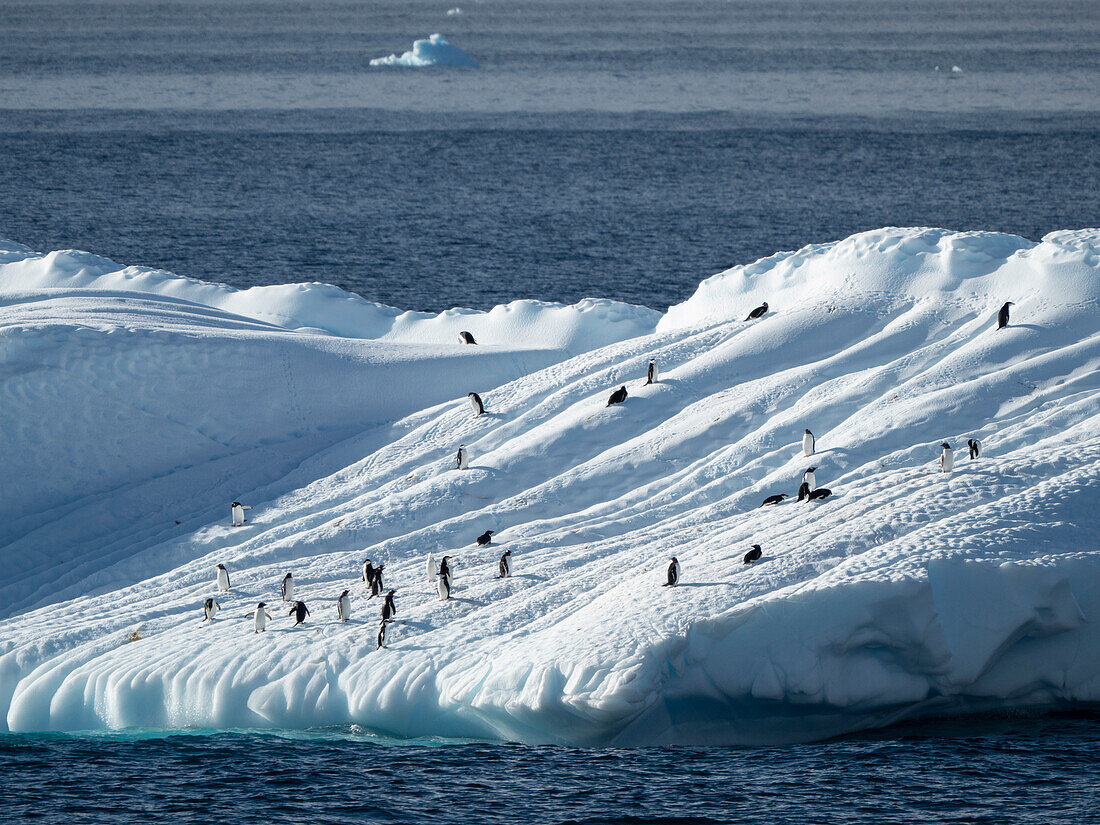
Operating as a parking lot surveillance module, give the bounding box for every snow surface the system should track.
[369,33,477,68]
[1,227,1098,745]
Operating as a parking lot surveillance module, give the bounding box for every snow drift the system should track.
[369,33,477,68]
[0,227,1098,745]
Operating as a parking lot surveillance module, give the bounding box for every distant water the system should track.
[2,0,1099,311]
[2,713,1098,824]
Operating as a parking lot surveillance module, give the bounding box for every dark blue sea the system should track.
[2,0,1099,818]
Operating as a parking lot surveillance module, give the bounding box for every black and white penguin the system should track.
[202,597,220,622]
[646,359,659,385]
[216,563,230,593]
[468,392,485,417]
[998,301,1014,330]
[760,493,788,507]
[807,488,832,501]
[437,556,452,601]
[281,573,294,602]
[289,600,310,626]
[744,302,768,321]
[459,331,477,345]
[803,466,817,491]
[230,501,251,527]
[476,530,494,546]
[362,559,375,584]
[371,564,385,598]
[662,557,681,587]
[253,602,272,633]
[940,442,954,473]
[337,589,352,622]
[743,545,762,565]
[796,481,811,502]
[456,444,469,470]
[498,549,512,578]
[607,386,628,406]
[377,621,388,649]
[426,551,437,583]
[803,428,815,457]
[968,438,981,460]
[381,590,397,623]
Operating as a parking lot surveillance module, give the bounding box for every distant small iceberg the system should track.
[369,33,477,67]
[446,7,462,15]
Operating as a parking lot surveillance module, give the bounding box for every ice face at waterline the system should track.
[0,227,1097,744]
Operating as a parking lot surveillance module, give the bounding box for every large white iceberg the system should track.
[369,33,477,68]
[0,227,1098,744]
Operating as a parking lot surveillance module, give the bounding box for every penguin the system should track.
[607,385,628,406]
[476,530,494,546]
[498,549,512,579]
[377,621,388,649]
[202,597,220,622]
[437,556,452,601]
[370,564,385,598]
[468,392,485,417]
[381,590,397,623]
[807,488,832,501]
[803,466,817,491]
[253,602,271,633]
[230,501,252,527]
[216,563,230,593]
[968,438,981,460]
[744,302,768,321]
[459,330,477,345]
[646,359,659,385]
[337,589,352,622]
[662,557,681,587]
[281,573,294,602]
[456,444,469,470]
[796,481,811,502]
[426,551,437,583]
[803,428,815,458]
[940,442,954,473]
[362,559,375,585]
[289,600,310,626]
[997,301,1014,330]
[760,493,788,507]
[743,545,762,565]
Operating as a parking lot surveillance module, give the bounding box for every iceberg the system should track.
[0,227,1098,744]
[369,33,477,68]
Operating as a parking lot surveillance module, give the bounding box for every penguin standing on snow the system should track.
[663,557,681,587]
[646,359,659,385]
[803,429,815,457]
[202,597,220,621]
[289,600,310,626]
[281,573,295,602]
[803,466,817,491]
[498,549,512,579]
[230,501,251,527]
[337,589,352,622]
[253,602,271,633]
[459,331,477,345]
[456,444,469,470]
[362,559,375,585]
[437,556,453,601]
[377,621,388,649]
[797,481,811,502]
[607,386,628,406]
[743,545,762,565]
[940,443,954,473]
[744,302,768,321]
[476,530,494,546]
[426,551,437,583]
[998,301,1014,330]
[381,590,397,623]
[370,564,385,598]
[468,392,485,417]
[760,493,788,507]
[968,438,981,459]
[216,563,230,593]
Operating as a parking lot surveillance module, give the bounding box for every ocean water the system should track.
[3,0,1100,814]
[2,714,1098,824]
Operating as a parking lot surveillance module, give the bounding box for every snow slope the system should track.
[1,228,1098,745]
